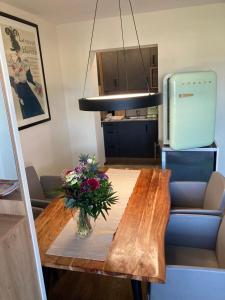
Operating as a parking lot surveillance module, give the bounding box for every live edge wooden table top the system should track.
[35,168,171,283]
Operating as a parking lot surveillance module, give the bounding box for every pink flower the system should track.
[61,168,73,180]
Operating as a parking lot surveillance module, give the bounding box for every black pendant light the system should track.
[79,0,162,111]
[79,93,161,111]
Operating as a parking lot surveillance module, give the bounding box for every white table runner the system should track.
[47,169,140,261]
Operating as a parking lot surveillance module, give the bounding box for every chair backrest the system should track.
[216,216,225,268]
[203,172,225,210]
[170,182,206,208]
[25,166,46,200]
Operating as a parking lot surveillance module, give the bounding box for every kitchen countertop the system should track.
[102,117,158,123]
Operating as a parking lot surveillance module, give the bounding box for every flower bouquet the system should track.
[61,154,117,237]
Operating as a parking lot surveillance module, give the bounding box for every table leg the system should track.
[147,283,151,300]
[131,279,142,300]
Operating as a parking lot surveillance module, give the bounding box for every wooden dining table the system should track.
[35,168,171,300]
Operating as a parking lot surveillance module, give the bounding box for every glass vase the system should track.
[76,208,93,237]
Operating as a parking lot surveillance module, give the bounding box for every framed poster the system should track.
[0,12,51,130]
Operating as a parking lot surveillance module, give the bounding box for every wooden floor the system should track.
[48,271,148,300]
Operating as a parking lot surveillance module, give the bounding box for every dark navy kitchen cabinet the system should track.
[103,120,158,158]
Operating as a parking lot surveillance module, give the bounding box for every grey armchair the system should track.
[150,214,225,300]
[25,166,62,209]
[170,172,225,216]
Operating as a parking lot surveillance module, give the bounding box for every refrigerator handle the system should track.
[163,73,173,145]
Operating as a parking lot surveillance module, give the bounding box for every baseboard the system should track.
[104,157,161,165]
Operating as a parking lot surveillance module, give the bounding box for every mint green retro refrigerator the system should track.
[163,71,217,150]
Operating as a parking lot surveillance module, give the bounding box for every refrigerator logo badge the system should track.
[178,93,194,98]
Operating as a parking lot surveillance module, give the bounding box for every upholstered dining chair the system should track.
[150,213,225,300]
[170,172,225,216]
[25,166,62,209]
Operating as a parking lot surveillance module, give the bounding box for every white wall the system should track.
[0,2,73,175]
[57,3,225,174]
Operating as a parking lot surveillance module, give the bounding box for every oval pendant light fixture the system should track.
[79,93,162,111]
[79,0,162,111]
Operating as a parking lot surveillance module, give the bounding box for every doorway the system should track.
[96,45,160,165]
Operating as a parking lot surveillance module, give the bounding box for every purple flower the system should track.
[98,172,108,180]
[75,163,85,173]
[80,181,89,193]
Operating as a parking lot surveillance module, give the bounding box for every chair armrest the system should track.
[170,181,207,208]
[40,175,62,198]
[31,198,51,209]
[151,266,225,300]
[32,206,44,219]
[166,214,221,249]
[170,209,223,216]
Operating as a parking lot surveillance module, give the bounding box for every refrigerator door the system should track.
[169,71,216,150]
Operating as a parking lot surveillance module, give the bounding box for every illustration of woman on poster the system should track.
[5,27,44,119]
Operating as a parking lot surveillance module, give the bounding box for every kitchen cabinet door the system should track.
[103,123,120,157]
[101,52,119,94]
[118,49,150,92]
[119,121,158,158]
[118,122,148,157]
[99,47,157,95]
[146,121,158,157]
[103,121,158,159]
[125,49,150,92]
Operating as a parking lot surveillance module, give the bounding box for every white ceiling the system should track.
[2,0,224,24]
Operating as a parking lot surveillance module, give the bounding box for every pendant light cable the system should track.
[82,0,99,98]
[119,0,129,91]
[128,0,150,92]
[82,0,150,97]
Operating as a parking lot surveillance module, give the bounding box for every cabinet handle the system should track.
[114,79,118,88]
[145,124,148,133]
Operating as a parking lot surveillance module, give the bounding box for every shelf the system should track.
[0,214,24,242]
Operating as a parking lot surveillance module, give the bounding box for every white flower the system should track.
[71,178,78,185]
[66,172,76,182]
[87,158,93,164]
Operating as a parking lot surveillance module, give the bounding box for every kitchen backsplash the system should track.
[125,108,148,117]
